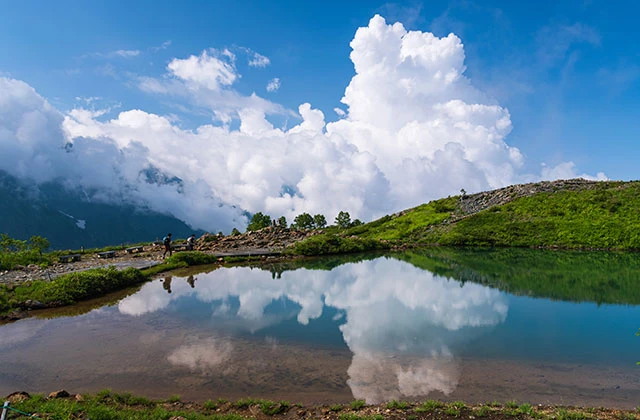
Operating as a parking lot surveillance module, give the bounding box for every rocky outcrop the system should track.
[457,178,606,217]
[194,227,320,253]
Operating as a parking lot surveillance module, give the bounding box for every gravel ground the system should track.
[0,247,163,286]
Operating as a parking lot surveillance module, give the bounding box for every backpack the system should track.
[163,236,170,245]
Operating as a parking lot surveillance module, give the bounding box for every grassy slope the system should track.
[425,182,640,248]
[290,181,640,254]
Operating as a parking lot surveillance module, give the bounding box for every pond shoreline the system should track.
[4,390,639,420]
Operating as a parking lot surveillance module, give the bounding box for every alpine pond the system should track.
[0,249,639,408]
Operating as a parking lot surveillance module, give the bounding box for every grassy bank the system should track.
[0,252,222,316]
[4,391,638,420]
[289,181,640,254]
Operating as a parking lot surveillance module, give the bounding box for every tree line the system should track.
[240,211,363,234]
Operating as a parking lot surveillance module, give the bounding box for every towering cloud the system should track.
[0,15,603,232]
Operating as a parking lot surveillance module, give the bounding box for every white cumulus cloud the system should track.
[0,15,603,232]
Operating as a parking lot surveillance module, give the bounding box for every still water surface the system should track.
[1,249,639,407]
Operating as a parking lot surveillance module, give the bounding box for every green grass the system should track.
[6,392,637,420]
[11,392,250,420]
[0,266,147,314]
[350,399,366,410]
[339,414,384,420]
[386,400,410,410]
[289,181,640,254]
[425,182,640,249]
[415,400,444,412]
[288,197,456,255]
[474,405,492,417]
[166,394,181,403]
[204,399,219,410]
[1,251,223,316]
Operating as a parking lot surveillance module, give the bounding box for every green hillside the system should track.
[290,179,640,254]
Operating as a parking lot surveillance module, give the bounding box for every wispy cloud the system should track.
[151,40,172,52]
[83,49,142,60]
[266,78,280,92]
[238,47,270,68]
[535,22,600,68]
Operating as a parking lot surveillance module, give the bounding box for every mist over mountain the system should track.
[0,171,202,250]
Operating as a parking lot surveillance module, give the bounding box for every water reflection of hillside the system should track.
[251,248,640,306]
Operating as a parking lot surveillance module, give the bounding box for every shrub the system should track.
[289,235,383,256]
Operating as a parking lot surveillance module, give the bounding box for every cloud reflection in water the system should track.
[118,257,508,402]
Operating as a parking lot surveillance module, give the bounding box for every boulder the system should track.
[6,391,30,403]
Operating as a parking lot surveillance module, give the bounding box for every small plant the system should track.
[416,400,444,412]
[203,399,218,410]
[518,403,533,415]
[505,400,518,409]
[386,400,409,410]
[444,406,461,417]
[474,405,491,417]
[233,398,260,408]
[330,404,343,412]
[166,394,181,403]
[259,400,290,415]
[350,399,366,410]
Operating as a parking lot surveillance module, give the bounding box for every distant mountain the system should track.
[0,171,202,250]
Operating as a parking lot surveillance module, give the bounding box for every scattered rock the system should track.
[6,391,30,403]
[24,300,45,309]
[48,389,70,399]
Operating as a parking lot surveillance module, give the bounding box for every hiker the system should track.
[186,234,196,251]
[162,233,172,258]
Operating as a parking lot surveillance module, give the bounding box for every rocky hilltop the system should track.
[456,178,605,216]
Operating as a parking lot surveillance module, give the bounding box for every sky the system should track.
[1,0,638,232]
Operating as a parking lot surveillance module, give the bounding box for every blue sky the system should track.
[1,0,639,230]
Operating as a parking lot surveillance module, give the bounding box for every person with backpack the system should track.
[162,233,172,258]
[186,234,196,251]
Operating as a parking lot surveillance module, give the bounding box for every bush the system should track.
[289,235,384,255]
[166,252,219,266]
